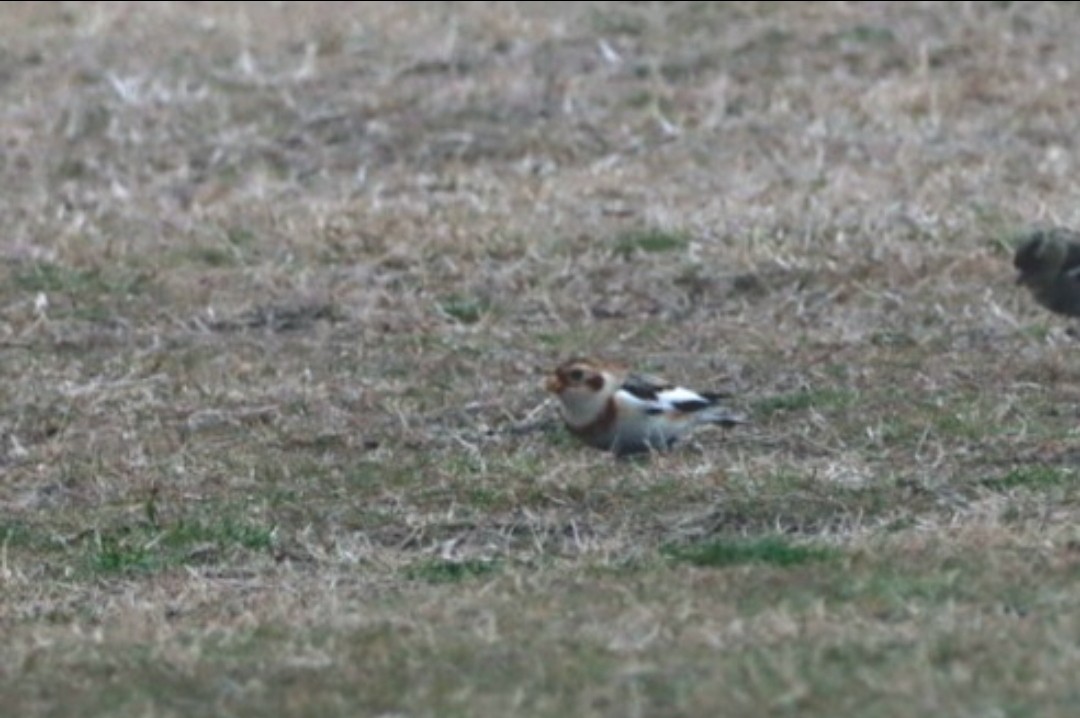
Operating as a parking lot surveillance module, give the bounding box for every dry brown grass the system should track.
[4,2,1080,715]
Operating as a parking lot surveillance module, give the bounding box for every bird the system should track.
[1013,227,1080,318]
[545,357,746,456]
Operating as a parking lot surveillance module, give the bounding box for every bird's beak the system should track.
[545,375,563,393]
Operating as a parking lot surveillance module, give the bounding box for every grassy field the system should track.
[3,2,1080,715]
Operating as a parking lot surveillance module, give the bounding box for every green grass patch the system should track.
[404,559,501,584]
[663,536,837,569]
[93,532,157,574]
[588,6,648,36]
[466,487,504,509]
[706,472,911,533]
[0,521,56,551]
[1021,323,1054,341]
[183,226,257,267]
[930,411,986,440]
[625,89,654,109]
[613,229,690,258]
[825,24,896,46]
[225,225,257,248]
[187,245,239,267]
[835,570,968,612]
[439,295,490,324]
[870,330,916,347]
[87,514,274,576]
[12,261,150,297]
[535,326,624,352]
[752,388,856,417]
[983,466,1076,492]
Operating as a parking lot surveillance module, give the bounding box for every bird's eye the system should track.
[567,369,585,382]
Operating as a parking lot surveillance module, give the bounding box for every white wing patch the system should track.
[615,385,711,414]
[654,387,710,409]
[614,387,665,412]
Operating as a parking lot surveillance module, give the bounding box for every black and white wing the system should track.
[619,373,742,424]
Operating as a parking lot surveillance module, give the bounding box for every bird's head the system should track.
[1014,231,1067,285]
[546,357,618,423]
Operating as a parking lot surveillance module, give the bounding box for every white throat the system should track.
[558,377,616,427]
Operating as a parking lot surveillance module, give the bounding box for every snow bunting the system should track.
[545,357,746,456]
[1014,227,1080,318]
